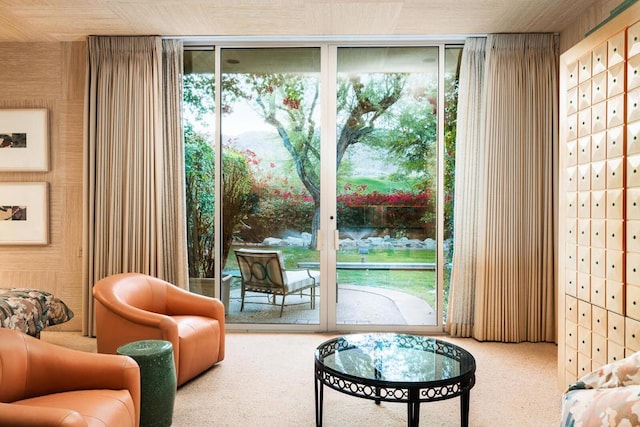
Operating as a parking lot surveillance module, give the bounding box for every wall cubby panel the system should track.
[560,10,640,388]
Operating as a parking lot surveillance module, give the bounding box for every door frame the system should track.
[194,38,462,333]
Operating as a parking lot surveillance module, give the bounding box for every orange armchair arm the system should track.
[97,295,178,330]
[0,403,86,427]
[164,284,226,361]
[26,346,139,393]
[166,285,225,320]
[22,343,141,423]
[93,288,180,346]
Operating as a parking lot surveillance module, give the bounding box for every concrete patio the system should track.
[222,283,437,325]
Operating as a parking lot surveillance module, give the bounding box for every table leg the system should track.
[374,359,381,404]
[460,390,470,427]
[407,389,420,427]
[315,375,324,427]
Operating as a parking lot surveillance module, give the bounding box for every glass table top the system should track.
[316,333,476,385]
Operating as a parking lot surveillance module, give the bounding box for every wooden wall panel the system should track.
[58,100,85,184]
[0,41,86,332]
[61,42,87,101]
[0,43,62,98]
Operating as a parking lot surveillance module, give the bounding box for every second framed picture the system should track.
[0,109,49,171]
[0,182,48,245]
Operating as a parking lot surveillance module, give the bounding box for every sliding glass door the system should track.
[334,46,439,327]
[183,42,461,332]
[219,47,322,325]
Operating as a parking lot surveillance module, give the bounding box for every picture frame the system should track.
[0,182,48,245]
[0,109,49,171]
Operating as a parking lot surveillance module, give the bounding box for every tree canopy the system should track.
[183,65,441,255]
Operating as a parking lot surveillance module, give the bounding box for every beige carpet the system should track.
[40,331,562,426]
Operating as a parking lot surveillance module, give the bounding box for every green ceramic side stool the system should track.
[117,339,177,427]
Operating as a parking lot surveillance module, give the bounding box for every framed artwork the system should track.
[0,109,49,171]
[0,182,48,245]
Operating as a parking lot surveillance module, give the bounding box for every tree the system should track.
[183,65,441,253]
[184,124,253,277]
[223,73,322,247]
[221,149,254,267]
[184,125,215,278]
[223,72,419,248]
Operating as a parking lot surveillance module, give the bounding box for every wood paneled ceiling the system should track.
[0,0,603,42]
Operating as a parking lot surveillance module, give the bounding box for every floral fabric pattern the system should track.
[561,351,640,426]
[0,288,74,337]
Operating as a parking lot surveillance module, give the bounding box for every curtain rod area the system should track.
[173,34,479,46]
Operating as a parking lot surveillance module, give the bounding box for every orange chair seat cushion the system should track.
[14,389,136,427]
[175,315,221,383]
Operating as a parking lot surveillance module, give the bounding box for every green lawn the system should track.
[226,246,437,307]
[336,248,435,263]
[338,176,421,193]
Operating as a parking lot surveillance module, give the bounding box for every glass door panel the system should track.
[443,46,463,325]
[183,48,217,298]
[220,47,322,325]
[335,46,439,326]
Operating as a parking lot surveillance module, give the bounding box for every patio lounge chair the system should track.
[235,249,319,317]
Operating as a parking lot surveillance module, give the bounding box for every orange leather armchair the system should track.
[0,328,140,427]
[93,273,225,386]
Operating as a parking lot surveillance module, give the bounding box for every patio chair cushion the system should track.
[284,269,320,292]
[235,249,319,316]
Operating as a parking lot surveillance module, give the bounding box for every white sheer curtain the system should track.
[445,38,486,337]
[84,36,188,336]
[447,34,557,343]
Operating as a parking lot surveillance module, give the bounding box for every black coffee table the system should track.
[314,333,476,427]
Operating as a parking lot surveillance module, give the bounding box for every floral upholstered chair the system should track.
[561,351,640,426]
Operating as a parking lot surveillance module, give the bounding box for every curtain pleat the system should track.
[448,34,557,343]
[161,39,189,288]
[445,38,486,337]
[84,36,188,336]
